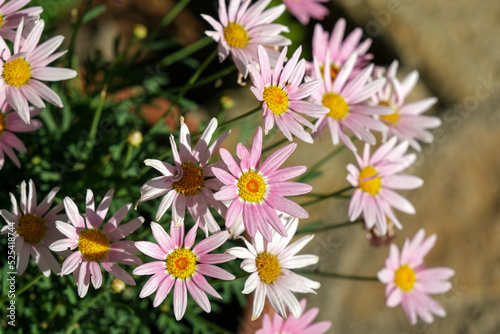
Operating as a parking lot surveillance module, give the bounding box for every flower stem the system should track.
[67,0,94,68]
[66,290,107,334]
[166,64,236,93]
[298,144,347,182]
[218,105,262,129]
[185,310,234,334]
[129,0,193,64]
[160,36,213,67]
[298,270,379,282]
[262,137,289,153]
[296,219,362,235]
[0,273,44,304]
[300,185,353,207]
[88,86,107,146]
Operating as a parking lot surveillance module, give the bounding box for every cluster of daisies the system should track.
[0,0,454,331]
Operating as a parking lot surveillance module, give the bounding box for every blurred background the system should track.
[3,0,500,333]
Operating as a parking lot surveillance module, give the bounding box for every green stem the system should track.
[185,311,233,334]
[66,290,106,334]
[298,270,379,282]
[166,65,236,93]
[129,0,193,65]
[0,273,44,304]
[300,185,353,207]
[296,219,362,235]
[88,86,107,145]
[122,145,134,169]
[160,36,213,67]
[67,0,94,68]
[262,137,289,153]
[298,144,347,182]
[218,105,262,129]
[178,48,218,99]
[144,48,217,138]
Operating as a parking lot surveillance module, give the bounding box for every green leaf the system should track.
[82,5,106,23]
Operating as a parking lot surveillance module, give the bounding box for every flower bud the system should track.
[127,130,143,147]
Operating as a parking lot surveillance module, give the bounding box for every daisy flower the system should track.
[213,127,312,241]
[133,222,235,320]
[346,137,423,235]
[0,18,77,124]
[201,0,291,78]
[308,18,372,78]
[310,52,391,151]
[0,0,43,41]
[0,97,42,169]
[377,229,455,325]
[0,180,65,276]
[227,215,320,320]
[372,60,441,151]
[248,45,329,143]
[50,189,144,298]
[256,299,332,334]
[281,0,329,25]
[137,118,229,236]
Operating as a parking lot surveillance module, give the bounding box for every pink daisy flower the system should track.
[308,18,373,78]
[378,229,455,325]
[0,96,42,169]
[372,60,441,151]
[256,298,332,334]
[0,0,42,41]
[310,52,391,151]
[137,118,229,236]
[346,137,423,235]
[227,215,320,320]
[50,189,144,298]
[201,0,291,78]
[133,222,235,320]
[281,0,329,25]
[248,45,329,143]
[0,180,65,276]
[0,18,77,124]
[213,127,312,241]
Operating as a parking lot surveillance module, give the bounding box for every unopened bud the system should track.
[220,94,235,110]
[127,130,143,147]
[133,24,148,40]
[111,278,126,293]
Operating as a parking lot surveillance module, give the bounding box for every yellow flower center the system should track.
[379,101,400,124]
[16,214,47,245]
[3,57,32,88]
[165,248,197,280]
[0,113,5,136]
[173,162,205,197]
[223,22,249,49]
[255,252,281,284]
[78,228,110,262]
[320,63,340,81]
[0,15,3,29]
[263,85,289,116]
[322,92,349,120]
[237,170,267,203]
[358,166,381,195]
[394,264,416,292]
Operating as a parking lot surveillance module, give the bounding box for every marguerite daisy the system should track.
[213,127,311,241]
[133,222,235,320]
[227,215,320,320]
[201,0,291,78]
[51,189,144,297]
[378,229,455,325]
